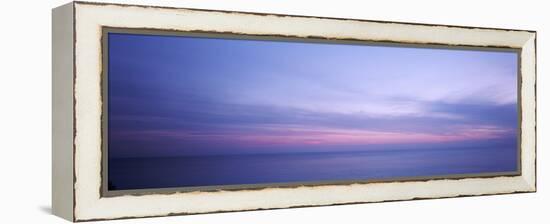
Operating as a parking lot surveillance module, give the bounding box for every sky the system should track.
[107,32,518,158]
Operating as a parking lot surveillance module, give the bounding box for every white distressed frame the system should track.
[54,1,536,221]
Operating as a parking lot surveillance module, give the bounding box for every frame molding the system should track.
[52,1,536,221]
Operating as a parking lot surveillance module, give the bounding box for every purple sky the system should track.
[107,33,518,158]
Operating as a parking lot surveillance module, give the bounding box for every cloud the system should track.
[108,99,517,157]
[107,33,518,157]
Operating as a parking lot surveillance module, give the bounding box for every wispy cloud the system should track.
[107,33,518,157]
[113,124,514,146]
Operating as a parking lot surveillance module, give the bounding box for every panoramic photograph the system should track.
[106,32,519,191]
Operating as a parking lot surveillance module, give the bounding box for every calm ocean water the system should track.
[108,146,517,190]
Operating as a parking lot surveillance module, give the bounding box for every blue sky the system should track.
[107,33,518,158]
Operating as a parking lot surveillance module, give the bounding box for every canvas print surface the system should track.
[106,31,519,191]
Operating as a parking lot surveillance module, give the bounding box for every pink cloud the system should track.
[113,124,514,147]
[227,125,513,146]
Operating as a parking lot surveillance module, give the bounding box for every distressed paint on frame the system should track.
[65,1,536,221]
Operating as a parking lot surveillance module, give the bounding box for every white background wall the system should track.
[0,0,546,223]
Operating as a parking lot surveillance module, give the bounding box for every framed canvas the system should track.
[52,1,537,222]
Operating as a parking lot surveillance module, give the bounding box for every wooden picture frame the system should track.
[52,1,536,222]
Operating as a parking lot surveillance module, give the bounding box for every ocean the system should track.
[108,146,517,190]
